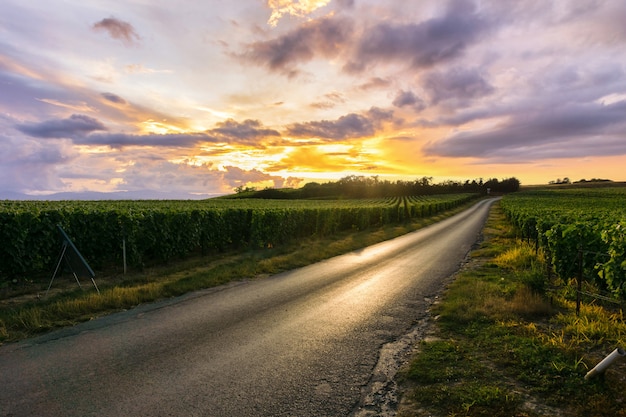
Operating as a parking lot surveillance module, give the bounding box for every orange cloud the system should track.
[267,0,332,27]
[270,146,350,172]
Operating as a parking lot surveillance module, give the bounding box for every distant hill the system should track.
[0,190,221,200]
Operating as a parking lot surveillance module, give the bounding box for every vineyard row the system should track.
[0,194,477,283]
[500,188,626,298]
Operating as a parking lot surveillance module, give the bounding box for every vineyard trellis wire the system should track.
[0,193,478,284]
[501,187,626,308]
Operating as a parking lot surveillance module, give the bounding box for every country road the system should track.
[0,198,497,417]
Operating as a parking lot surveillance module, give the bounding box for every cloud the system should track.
[4,0,626,195]
[101,92,127,105]
[336,0,355,9]
[423,67,495,106]
[266,0,332,27]
[367,107,395,123]
[271,146,352,172]
[0,67,83,117]
[270,142,382,173]
[221,165,288,189]
[240,16,353,76]
[286,107,393,140]
[345,0,493,72]
[287,114,373,140]
[246,0,494,77]
[77,132,215,149]
[92,17,140,46]
[16,114,107,139]
[0,133,77,193]
[45,119,282,149]
[358,77,392,91]
[208,119,281,144]
[309,92,346,109]
[424,100,626,160]
[392,90,426,112]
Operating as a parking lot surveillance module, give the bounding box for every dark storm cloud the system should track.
[240,16,353,76]
[345,0,492,72]
[92,17,140,46]
[17,114,107,138]
[424,100,626,160]
[423,67,495,105]
[286,107,393,140]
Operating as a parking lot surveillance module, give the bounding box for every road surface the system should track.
[0,198,497,417]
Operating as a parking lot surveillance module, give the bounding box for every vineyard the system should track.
[500,186,626,298]
[0,194,477,284]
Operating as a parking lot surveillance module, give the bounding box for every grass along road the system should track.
[395,201,626,417]
[0,200,478,344]
[5,198,624,416]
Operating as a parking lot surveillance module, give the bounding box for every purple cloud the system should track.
[423,67,495,106]
[345,0,492,72]
[0,132,76,193]
[392,90,426,112]
[424,100,626,160]
[286,107,393,140]
[16,114,107,138]
[240,16,353,76]
[78,132,215,149]
[65,119,280,149]
[101,92,127,105]
[208,119,281,144]
[92,17,140,46]
[336,0,355,9]
[222,165,287,189]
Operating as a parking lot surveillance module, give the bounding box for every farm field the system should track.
[397,197,626,417]
[0,193,477,288]
[500,185,626,299]
[0,193,479,343]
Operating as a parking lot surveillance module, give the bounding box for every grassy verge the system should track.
[0,202,475,345]
[396,202,626,417]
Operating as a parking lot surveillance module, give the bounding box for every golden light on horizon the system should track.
[76,145,115,154]
[140,119,187,135]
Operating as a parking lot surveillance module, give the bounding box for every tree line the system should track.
[237,176,520,199]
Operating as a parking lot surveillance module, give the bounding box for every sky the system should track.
[1,0,626,198]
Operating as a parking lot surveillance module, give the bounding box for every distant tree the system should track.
[574,178,612,184]
[234,185,257,193]
[551,177,572,185]
[234,175,521,199]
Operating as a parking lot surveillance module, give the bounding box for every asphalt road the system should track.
[0,198,497,417]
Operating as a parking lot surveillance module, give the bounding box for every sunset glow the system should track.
[1,0,625,198]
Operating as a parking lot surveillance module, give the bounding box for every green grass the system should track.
[0,202,472,344]
[397,202,626,417]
